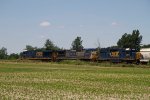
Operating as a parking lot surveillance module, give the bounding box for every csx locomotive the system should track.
[21,48,142,64]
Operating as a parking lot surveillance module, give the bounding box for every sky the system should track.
[0,0,150,54]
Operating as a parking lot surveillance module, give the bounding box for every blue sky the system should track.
[0,0,150,54]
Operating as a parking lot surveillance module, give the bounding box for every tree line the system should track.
[0,47,19,60]
[0,29,150,60]
[25,36,83,52]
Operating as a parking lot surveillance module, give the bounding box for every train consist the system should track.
[21,48,143,64]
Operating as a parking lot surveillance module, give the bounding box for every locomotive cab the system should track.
[109,48,123,63]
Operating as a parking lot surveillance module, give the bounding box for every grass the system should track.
[0,60,150,100]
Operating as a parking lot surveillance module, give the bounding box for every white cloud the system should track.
[40,21,51,27]
[111,22,118,26]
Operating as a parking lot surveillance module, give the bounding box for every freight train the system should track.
[21,48,142,64]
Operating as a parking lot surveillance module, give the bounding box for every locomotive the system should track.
[21,48,142,64]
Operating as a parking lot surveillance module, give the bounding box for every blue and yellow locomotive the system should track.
[21,48,142,64]
[99,48,141,64]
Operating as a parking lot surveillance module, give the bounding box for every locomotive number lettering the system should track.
[111,51,119,57]
[36,52,43,57]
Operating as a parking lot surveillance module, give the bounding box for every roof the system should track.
[140,48,150,52]
[83,48,97,50]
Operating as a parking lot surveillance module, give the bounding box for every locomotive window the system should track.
[126,51,130,56]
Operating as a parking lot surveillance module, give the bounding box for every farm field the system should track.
[0,61,150,100]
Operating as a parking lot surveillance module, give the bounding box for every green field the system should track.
[0,61,150,100]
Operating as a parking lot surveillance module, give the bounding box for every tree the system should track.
[25,45,37,51]
[117,30,142,51]
[141,44,150,48]
[71,36,83,51]
[0,47,7,59]
[131,30,142,51]
[96,39,101,55]
[8,53,19,60]
[44,39,60,50]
